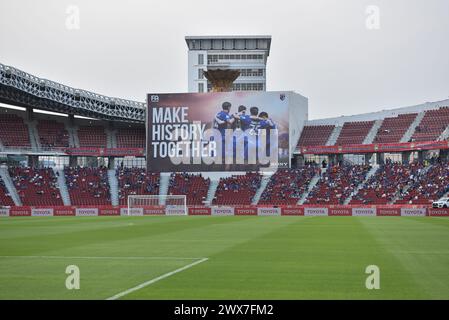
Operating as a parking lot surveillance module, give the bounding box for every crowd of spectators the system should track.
[259,166,319,205]
[213,172,261,205]
[305,164,371,205]
[65,166,110,205]
[116,168,160,205]
[10,167,63,205]
[168,173,210,205]
[350,160,424,205]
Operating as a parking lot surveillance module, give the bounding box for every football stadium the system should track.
[0,0,449,307]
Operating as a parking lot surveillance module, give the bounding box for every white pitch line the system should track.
[106,257,209,300]
[0,255,205,261]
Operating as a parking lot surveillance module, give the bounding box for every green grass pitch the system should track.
[0,216,448,299]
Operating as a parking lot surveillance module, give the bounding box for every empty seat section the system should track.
[116,127,145,148]
[0,114,30,147]
[77,126,107,147]
[373,113,417,143]
[297,125,334,147]
[336,121,374,145]
[411,107,449,142]
[37,120,69,148]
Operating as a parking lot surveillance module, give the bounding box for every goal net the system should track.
[127,195,187,216]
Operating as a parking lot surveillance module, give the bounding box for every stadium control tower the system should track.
[185,35,271,93]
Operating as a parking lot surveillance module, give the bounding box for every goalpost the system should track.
[127,195,187,216]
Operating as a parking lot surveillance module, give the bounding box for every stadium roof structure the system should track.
[0,62,145,122]
[185,35,272,56]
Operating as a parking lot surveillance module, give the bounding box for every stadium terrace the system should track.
[0,60,448,214]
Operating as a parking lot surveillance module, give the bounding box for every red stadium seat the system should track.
[9,167,63,206]
[0,114,31,148]
[116,127,145,148]
[77,126,107,148]
[116,168,160,205]
[0,176,14,206]
[297,125,334,147]
[65,167,111,205]
[411,107,449,142]
[259,167,319,205]
[336,121,374,145]
[373,113,417,143]
[305,164,371,205]
[37,120,69,148]
[168,173,210,205]
[213,172,261,205]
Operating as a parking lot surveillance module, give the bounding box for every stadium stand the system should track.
[395,161,449,204]
[373,113,417,143]
[297,125,334,147]
[213,172,262,205]
[336,121,374,145]
[305,164,371,205]
[116,127,145,148]
[0,176,14,206]
[0,113,31,147]
[350,161,424,205]
[259,167,319,205]
[65,167,111,205]
[168,173,210,205]
[9,167,63,206]
[37,119,69,148]
[77,125,107,148]
[116,168,160,205]
[411,107,449,142]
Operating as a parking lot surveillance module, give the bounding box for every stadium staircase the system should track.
[110,129,118,148]
[159,173,171,204]
[205,180,219,205]
[67,125,79,147]
[438,124,449,141]
[401,112,425,142]
[298,171,321,204]
[107,169,119,206]
[106,129,114,148]
[343,165,379,205]
[73,127,81,147]
[54,168,71,205]
[251,173,273,205]
[0,166,21,206]
[363,119,383,144]
[326,126,342,146]
[25,120,40,151]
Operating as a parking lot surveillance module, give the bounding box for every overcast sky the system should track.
[0,0,448,120]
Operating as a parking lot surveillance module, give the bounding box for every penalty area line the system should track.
[106,257,209,300]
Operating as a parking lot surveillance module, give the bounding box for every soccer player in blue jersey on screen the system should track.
[213,101,234,134]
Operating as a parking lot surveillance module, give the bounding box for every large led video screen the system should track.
[146,91,290,172]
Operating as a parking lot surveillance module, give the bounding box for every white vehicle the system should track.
[432,197,449,208]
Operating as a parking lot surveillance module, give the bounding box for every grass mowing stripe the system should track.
[358,217,449,299]
[106,258,209,300]
[2,216,449,299]
[0,256,206,260]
